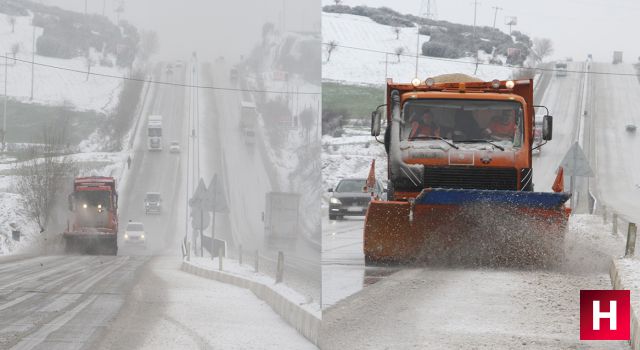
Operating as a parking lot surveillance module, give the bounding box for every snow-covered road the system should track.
[590,63,640,225]
[321,215,629,349]
[204,62,321,304]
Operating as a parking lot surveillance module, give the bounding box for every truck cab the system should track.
[240,101,257,146]
[372,76,553,200]
[148,115,163,151]
[64,177,119,255]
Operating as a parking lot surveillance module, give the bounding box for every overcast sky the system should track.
[322,0,640,63]
[39,0,321,62]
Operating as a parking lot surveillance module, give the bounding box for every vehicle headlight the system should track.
[141,234,145,239]
[330,197,341,204]
[124,233,129,239]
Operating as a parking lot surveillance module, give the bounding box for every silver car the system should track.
[124,221,146,246]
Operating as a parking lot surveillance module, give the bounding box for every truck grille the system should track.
[424,166,518,190]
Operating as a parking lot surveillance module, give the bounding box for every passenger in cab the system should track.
[485,111,516,140]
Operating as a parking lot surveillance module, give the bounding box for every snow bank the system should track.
[322,12,514,86]
[183,257,321,346]
[0,12,124,113]
[611,258,640,350]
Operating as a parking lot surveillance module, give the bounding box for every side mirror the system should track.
[542,115,553,140]
[328,188,333,193]
[371,109,382,136]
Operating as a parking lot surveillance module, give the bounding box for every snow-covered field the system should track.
[322,127,386,199]
[0,12,124,113]
[322,12,514,86]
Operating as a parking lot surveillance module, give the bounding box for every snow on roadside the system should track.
[322,12,514,86]
[0,12,124,113]
[189,256,321,318]
[321,127,387,206]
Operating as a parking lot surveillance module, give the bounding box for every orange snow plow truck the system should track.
[366,74,570,266]
[63,177,119,255]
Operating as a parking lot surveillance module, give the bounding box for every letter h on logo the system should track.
[580,290,630,340]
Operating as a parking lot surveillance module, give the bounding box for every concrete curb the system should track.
[181,261,320,347]
[609,259,639,350]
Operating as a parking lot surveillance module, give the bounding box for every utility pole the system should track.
[415,0,426,78]
[30,24,35,101]
[492,6,502,28]
[84,0,87,15]
[472,0,480,74]
[3,54,8,151]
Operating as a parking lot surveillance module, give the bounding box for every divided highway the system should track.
[0,62,314,349]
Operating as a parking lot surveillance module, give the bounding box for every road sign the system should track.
[191,209,210,231]
[560,142,594,177]
[207,174,228,213]
[189,179,208,208]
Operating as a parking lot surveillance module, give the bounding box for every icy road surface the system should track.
[0,256,313,350]
[322,215,629,349]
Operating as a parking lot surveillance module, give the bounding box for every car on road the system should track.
[124,221,146,246]
[169,141,181,153]
[328,178,386,220]
[144,192,162,215]
[626,124,636,132]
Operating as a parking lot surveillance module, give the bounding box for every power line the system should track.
[322,42,640,77]
[1,55,321,96]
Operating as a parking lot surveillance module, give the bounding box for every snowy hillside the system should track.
[0,12,124,113]
[322,12,514,85]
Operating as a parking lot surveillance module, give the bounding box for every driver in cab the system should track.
[409,110,441,139]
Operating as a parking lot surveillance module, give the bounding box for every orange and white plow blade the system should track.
[363,200,570,266]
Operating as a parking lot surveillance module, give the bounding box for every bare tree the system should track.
[8,16,16,33]
[395,47,405,62]
[15,123,76,234]
[325,40,338,62]
[393,27,401,40]
[10,43,20,63]
[333,0,342,5]
[531,38,554,63]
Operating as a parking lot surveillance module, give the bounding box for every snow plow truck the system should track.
[366,74,570,266]
[63,177,119,255]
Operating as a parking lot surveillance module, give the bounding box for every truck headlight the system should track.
[124,233,129,239]
[330,197,341,204]
[141,234,145,239]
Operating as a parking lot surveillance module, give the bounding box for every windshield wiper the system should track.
[455,139,505,151]
[408,136,459,149]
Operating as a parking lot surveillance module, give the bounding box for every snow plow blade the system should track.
[364,188,571,266]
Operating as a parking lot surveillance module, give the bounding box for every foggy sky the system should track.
[323,0,640,63]
[38,0,321,62]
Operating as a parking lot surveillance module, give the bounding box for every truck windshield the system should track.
[146,194,160,201]
[401,99,524,148]
[148,128,162,137]
[75,190,111,209]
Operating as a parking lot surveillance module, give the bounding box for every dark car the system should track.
[144,192,162,215]
[328,178,385,220]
